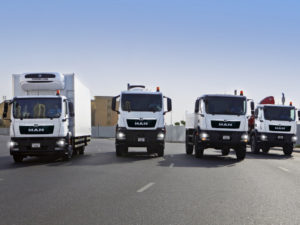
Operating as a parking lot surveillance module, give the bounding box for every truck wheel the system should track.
[221,147,230,156]
[157,146,164,157]
[63,146,73,161]
[13,155,24,163]
[262,146,270,154]
[251,136,260,154]
[195,143,204,158]
[116,145,127,157]
[78,146,85,155]
[235,145,246,160]
[283,144,293,156]
[186,144,194,155]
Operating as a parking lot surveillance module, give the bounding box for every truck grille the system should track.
[269,125,291,132]
[211,121,240,129]
[127,119,156,128]
[19,126,54,134]
[25,74,56,79]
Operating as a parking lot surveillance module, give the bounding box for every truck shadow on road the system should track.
[158,153,240,168]
[246,152,293,160]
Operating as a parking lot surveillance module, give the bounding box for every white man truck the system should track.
[248,96,298,155]
[2,73,91,162]
[111,84,172,157]
[185,92,250,160]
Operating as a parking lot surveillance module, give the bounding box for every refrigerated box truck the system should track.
[2,73,91,162]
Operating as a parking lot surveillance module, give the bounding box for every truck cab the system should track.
[112,84,172,157]
[249,96,298,155]
[186,93,249,160]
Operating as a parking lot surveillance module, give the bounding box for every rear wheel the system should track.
[186,144,194,155]
[251,136,260,154]
[78,146,85,155]
[13,155,24,163]
[235,145,246,160]
[221,147,230,156]
[283,144,293,156]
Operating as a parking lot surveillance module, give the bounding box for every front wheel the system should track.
[157,146,164,157]
[195,143,204,158]
[235,145,246,160]
[262,146,270,154]
[116,145,127,157]
[13,155,24,163]
[186,144,194,155]
[221,147,230,156]
[63,146,73,161]
[78,146,85,155]
[251,136,260,154]
[283,144,293,156]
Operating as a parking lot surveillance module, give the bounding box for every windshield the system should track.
[121,94,162,112]
[205,96,246,115]
[264,106,295,121]
[13,98,62,119]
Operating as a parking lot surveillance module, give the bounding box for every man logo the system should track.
[134,121,149,126]
[28,128,45,133]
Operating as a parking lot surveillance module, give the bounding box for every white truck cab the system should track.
[249,96,298,155]
[112,84,172,157]
[3,73,91,162]
[186,93,249,160]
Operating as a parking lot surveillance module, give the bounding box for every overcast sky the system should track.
[1,0,300,124]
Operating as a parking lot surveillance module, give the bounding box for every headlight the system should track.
[260,134,267,141]
[116,132,126,140]
[157,132,165,141]
[200,132,209,141]
[292,135,298,143]
[8,141,18,149]
[56,139,66,147]
[241,134,249,142]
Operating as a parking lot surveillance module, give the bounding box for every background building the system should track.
[92,96,119,127]
[0,101,11,128]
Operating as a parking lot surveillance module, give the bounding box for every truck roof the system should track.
[199,94,246,99]
[14,95,63,99]
[121,90,162,95]
[257,104,295,108]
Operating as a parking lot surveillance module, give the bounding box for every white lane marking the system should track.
[278,167,290,173]
[137,182,155,193]
[169,163,174,168]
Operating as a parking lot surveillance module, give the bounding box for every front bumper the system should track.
[115,127,165,147]
[9,137,67,156]
[197,130,247,148]
[257,132,296,147]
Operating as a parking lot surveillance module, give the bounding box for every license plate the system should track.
[32,143,41,148]
[223,136,230,140]
[278,136,284,140]
[138,137,145,142]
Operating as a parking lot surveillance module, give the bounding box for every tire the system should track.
[13,155,23,163]
[221,147,230,156]
[116,145,127,157]
[235,145,246,160]
[262,146,270,154]
[195,143,204,158]
[63,146,73,161]
[186,144,193,155]
[283,144,293,156]
[251,136,260,154]
[157,146,164,157]
[78,146,85,155]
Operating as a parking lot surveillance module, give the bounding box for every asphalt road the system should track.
[1,136,300,225]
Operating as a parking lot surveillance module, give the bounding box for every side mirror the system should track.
[194,99,200,113]
[298,111,300,121]
[250,101,255,116]
[111,96,120,114]
[167,98,172,112]
[3,101,9,119]
[68,102,75,117]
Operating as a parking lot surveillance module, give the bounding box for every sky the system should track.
[0,0,300,124]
